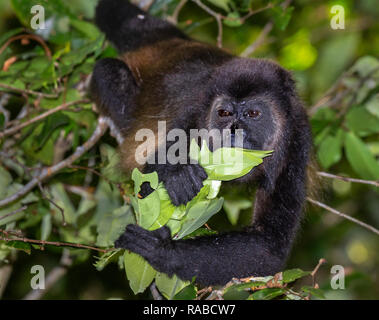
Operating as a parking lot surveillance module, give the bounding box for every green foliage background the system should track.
[0,0,378,299]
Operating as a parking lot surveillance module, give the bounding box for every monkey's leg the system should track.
[90,58,139,131]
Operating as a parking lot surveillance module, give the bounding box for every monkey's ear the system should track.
[90,58,139,131]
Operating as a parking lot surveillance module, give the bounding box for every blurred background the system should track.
[0,0,378,299]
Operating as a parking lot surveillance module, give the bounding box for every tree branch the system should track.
[307,197,379,236]
[0,83,58,99]
[0,117,108,208]
[0,229,112,253]
[240,0,292,57]
[317,171,379,188]
[167,0,188,24]
[0,99,89,139]
[192,0,223,48]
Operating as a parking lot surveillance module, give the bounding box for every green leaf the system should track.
[58,37,104,77]
[183,227,217,239]
[155,273,190,300]
[223,198,252,225]
[0,166,12,198]
[344,132,379,180]
[70,19,101,40]
[189,140,272,181]
[0,28,24,47]
[249,288,285,300]
[96,205,135,247]
[205,0,231,12]
[149,186,176,230]
[173,284,197,300]
[175,197,224,239]
[271,6,294,31]
[134,191,161,229]
[350,56,379,78]
[301,286,326,299]
[100,144,125,182]
[223,12,242,27]
[222,286,250,300]
[131,168,159,195]
[11,0,73,26]
[229,281,267,291]
[49,183,77,225]
[365,94,379,119]
[94,249,122,271]
[6,241,31,254]
[203,179,222,199]
[282,269,311,283]
[124,251,157,294]
[41,213,52,241]
[317,132,343,169]
[346,106,379,137]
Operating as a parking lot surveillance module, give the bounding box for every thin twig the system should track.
[192,0,223,48]
[0,33,51,59]
[307,197,379,236]
[0,205,28,222]
[167,0,188,24]
[0,83,58,99]
[0,229,111,253]
[240,0,292,57]
[38,182,66,226]
[0,117,108,208]
[150,282,163,300]
[240,22,273,57]
[311,258,326,286]
[317,171,379,188]
[0,99,89,139]
[239,4,274,23]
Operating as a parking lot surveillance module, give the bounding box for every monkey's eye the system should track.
[246,109,262,119]
[218,109,233,117]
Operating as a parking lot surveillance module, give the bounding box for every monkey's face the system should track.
[207,94,278,151]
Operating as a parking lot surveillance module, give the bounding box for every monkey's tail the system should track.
[95,0,187,53]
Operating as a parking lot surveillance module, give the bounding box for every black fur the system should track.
[95,0,188,52]
[92,0,312,286]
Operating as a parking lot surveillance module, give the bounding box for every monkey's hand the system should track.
[160,163,207,206]
[115,224,285,286]
[115,225,178,275]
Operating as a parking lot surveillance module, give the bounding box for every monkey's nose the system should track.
[230,122,238,134]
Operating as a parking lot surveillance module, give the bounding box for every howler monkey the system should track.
[90,0,312,286]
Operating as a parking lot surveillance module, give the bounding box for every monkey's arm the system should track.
[116,147,309,286]
[90,58,139,131]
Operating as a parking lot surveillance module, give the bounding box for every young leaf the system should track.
[94,249,122,271]
[282,268,310,283]
[317,134,342,169]
[155,273,190,300]
[249,288,286,300]
[124,251,157,294]
[301,286,326,299]
[96,205,135,247]
[175,197,224,239]
[344,132,379,180]
[173,284,197,300]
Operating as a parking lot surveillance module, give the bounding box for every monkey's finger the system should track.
[125,224,161,244]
